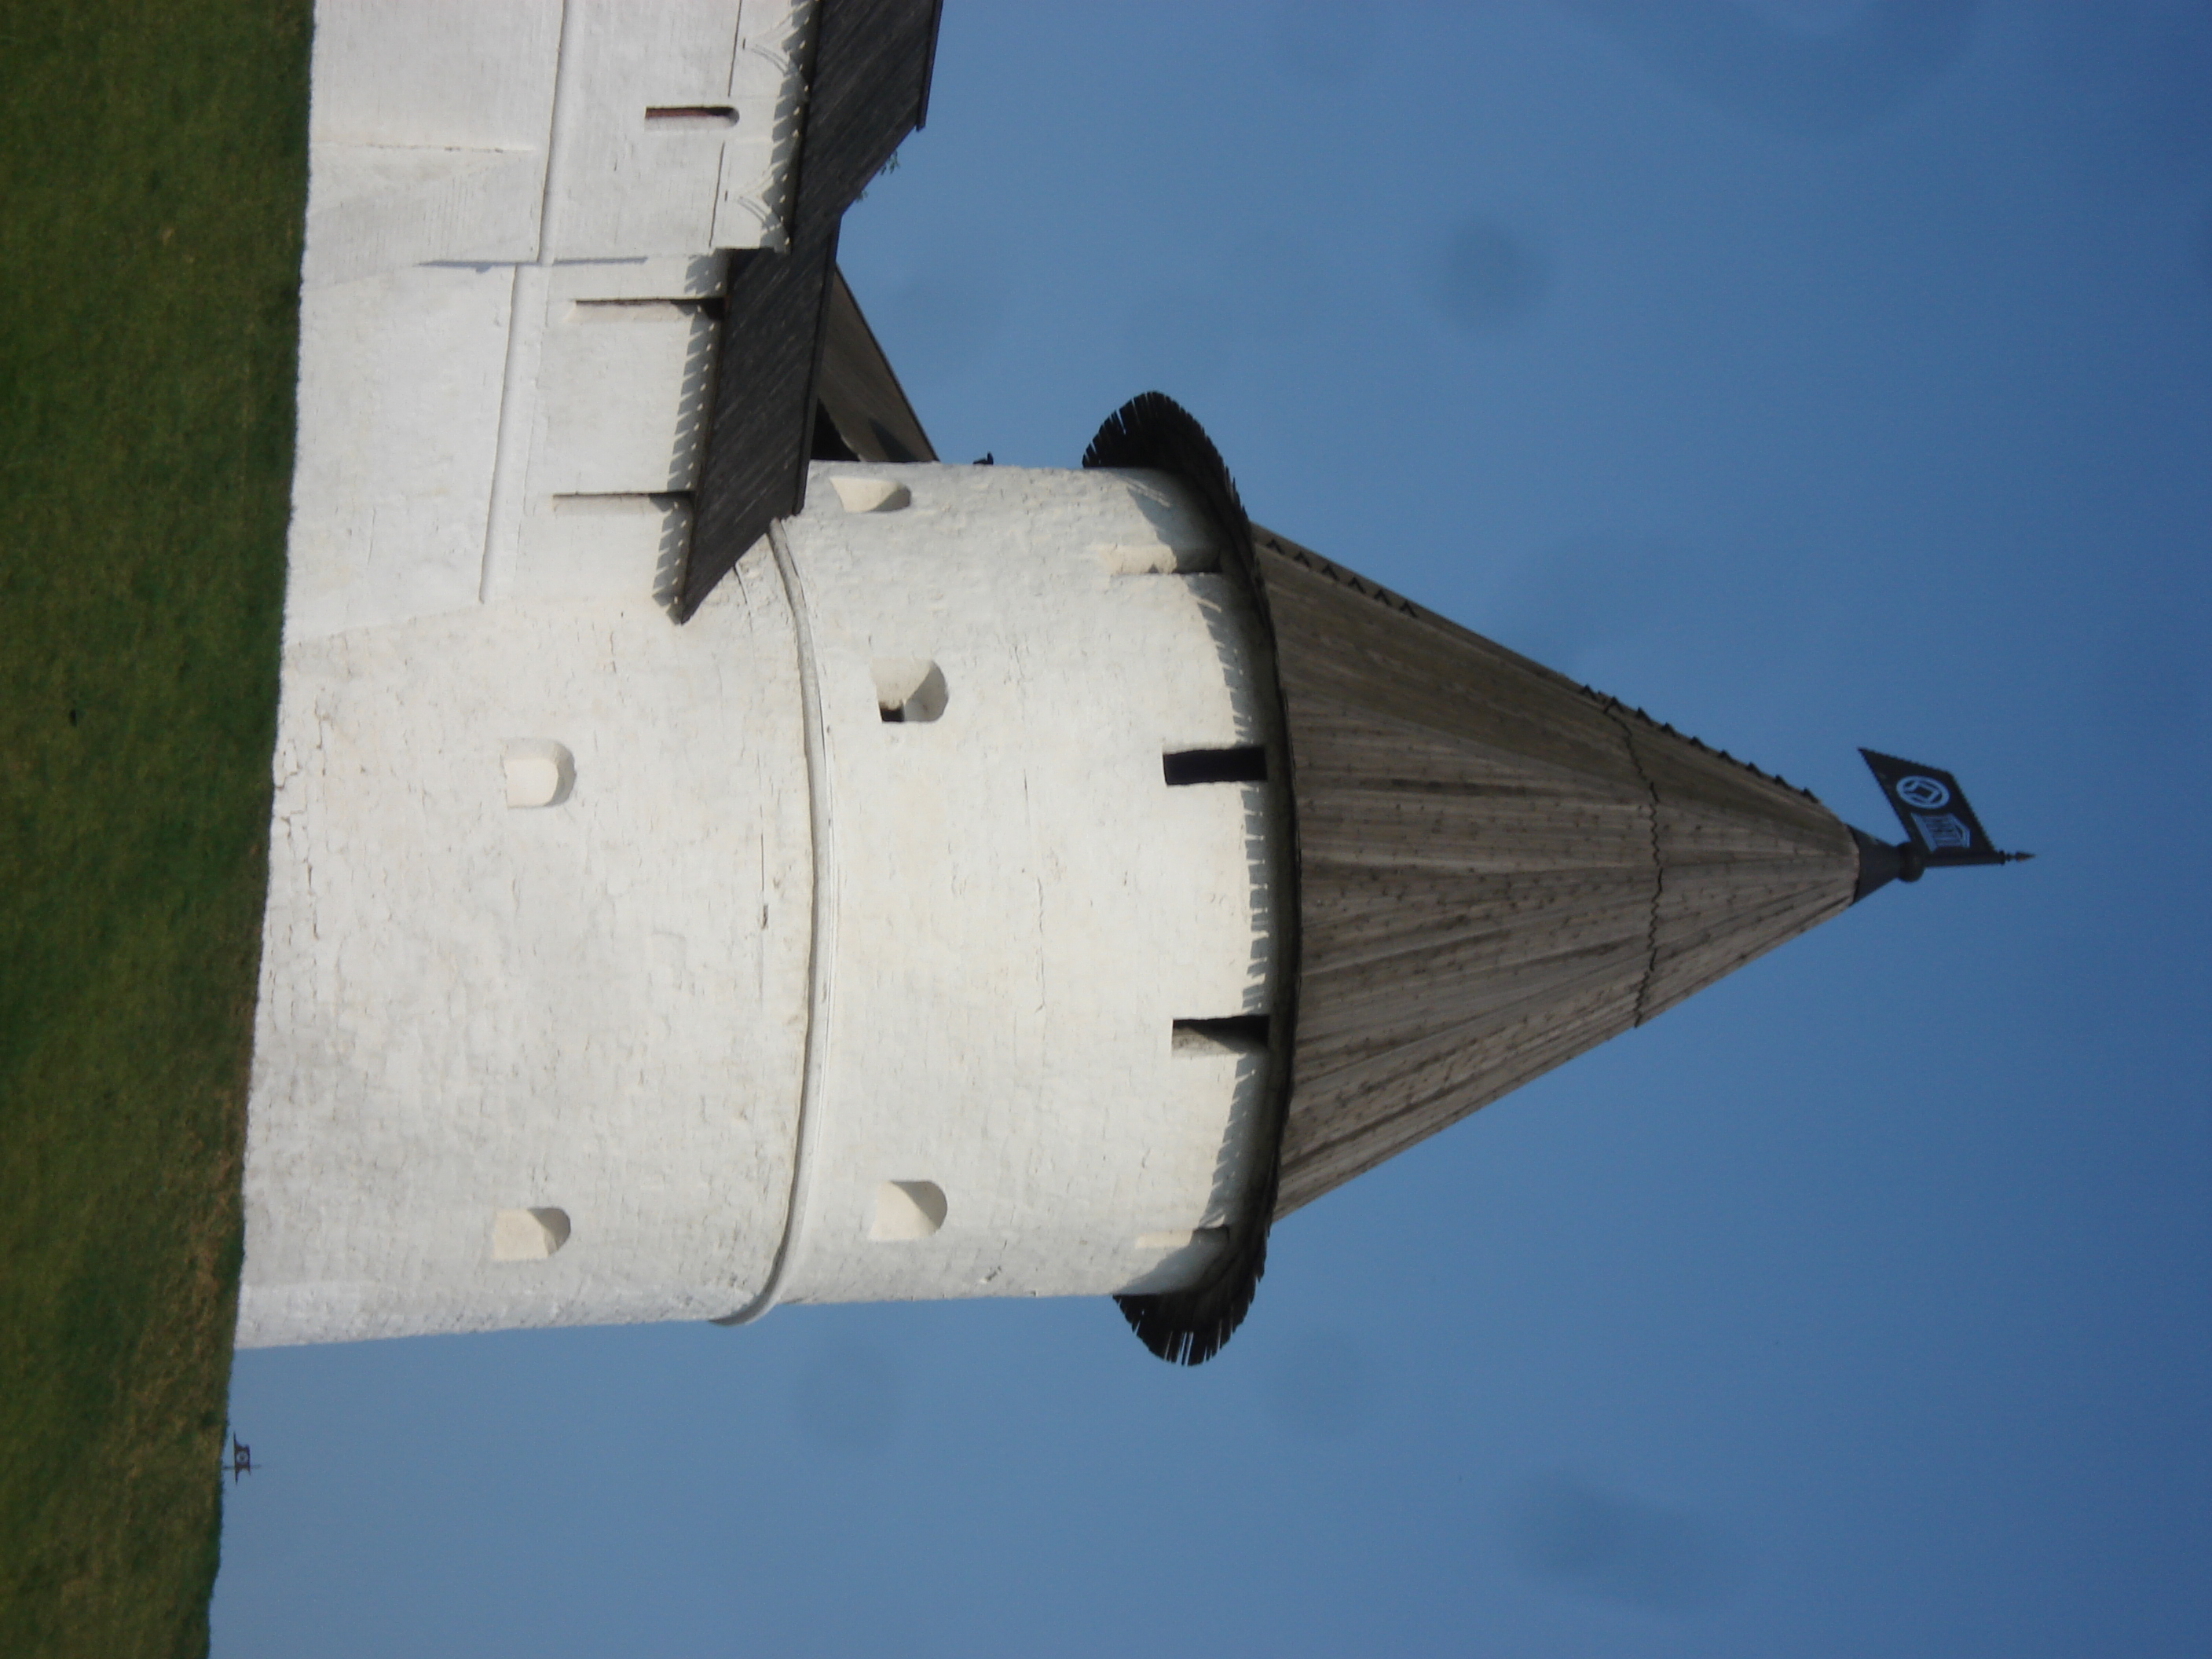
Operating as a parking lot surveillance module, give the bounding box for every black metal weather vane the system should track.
[1856,749,2033,894]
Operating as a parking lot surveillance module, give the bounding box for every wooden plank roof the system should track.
[1251,527,1859,1215]
[1084,391,1866,1361]
[681,0,943,620]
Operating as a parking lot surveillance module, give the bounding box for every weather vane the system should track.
[1857,749,2033,890]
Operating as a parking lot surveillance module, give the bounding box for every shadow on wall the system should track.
[1503,1470,1742,1615]
[1561,0,1979,139]
[650,495,697,617]
[653,278,725,613]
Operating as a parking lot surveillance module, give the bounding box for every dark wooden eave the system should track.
[815,265,936,463]
[680,0,944,621]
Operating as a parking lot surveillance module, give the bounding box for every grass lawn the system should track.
[0,3,309,1653]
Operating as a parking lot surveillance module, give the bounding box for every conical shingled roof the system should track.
[1251,528,1859,1214]
[1085,392,1864,1361]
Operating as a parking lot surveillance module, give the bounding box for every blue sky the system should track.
[214,5,2210,1654]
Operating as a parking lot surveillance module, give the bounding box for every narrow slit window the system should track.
[644,105,738,128]
[1163,746,1267,786]
[551,491,692,516]
[1173,1015,1270,1057]
[566,298,722,323]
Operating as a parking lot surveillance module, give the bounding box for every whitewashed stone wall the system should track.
[245,3,1289,1348]
[287,0,815,646]
[302,0,815,286]
[772,465,1287,1309]
[239,568,816,1345]
[242,465,1287,1343]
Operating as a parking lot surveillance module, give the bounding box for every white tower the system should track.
[242,459,1291,1348]
[247,0,1953,1364]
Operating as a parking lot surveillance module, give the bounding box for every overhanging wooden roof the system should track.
[1085,391,1866,1361]
[681,0,943,620]
[1253,527,1859,1215]
[814,264,936,463]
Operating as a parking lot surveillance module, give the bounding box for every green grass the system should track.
[0,4,309,1653]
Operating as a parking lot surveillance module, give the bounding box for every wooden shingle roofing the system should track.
[1254,526,1858,1215]
[681,0,944,620]
[1086,392,1865,1361]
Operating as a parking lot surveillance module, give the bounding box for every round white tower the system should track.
[255,0,1983,1365]
[238,461,1291,1346]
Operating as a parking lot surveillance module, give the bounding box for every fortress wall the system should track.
[244,2,837,1346]
[250,9,1283,1346]
[301,0,815,287]
[238,567,815,1346]
[285,0,819,647]
[242,462,1291,1344]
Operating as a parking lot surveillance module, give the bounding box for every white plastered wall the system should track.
[771,465,1287,1308]
[239,566,816,1346]
[243,462,1288,1342]
[286,0,816,646]
[252,0,831,1346]
[250,4,1288,1346]
[302,0,815,286]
